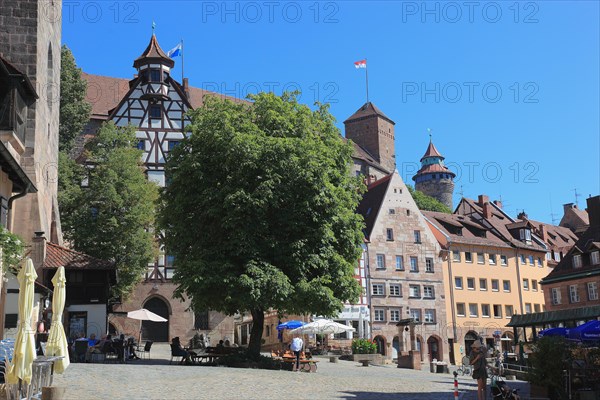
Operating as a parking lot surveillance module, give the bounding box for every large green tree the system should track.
[59,122,158,297]
[59,45,91,153]
[407,184,452,213]
[158,93,364,357]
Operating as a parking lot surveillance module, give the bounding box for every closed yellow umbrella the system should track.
[6,258,37,385]
[45,266,69,373]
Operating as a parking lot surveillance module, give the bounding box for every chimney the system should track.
[586,195,600,228]
[517,211,528,220]
[183,78,190,99]
[31,232,46,271]
[538,223,547,241]
[478,195,489,207]
[493,200,503,209]
[563,203,575,214]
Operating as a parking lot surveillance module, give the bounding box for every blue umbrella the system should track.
[569,320,600,341]
[539,327,568,338]
[277,320,305,331]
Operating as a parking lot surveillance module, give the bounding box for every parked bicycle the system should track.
[456,355,473,376]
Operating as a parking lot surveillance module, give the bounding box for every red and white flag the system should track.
[354,59,367,69]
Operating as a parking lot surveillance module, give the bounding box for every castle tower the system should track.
[412,139,455,209]
[344,102,396,173]
[133,34,175,102]
[0,0,63,246]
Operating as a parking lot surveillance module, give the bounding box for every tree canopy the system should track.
[158,93,364,356]
[407,184,452,213]
[59,45,91,153]
[59,122,158,297]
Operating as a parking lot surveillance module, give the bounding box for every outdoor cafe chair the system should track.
[74,340,89,363]
[137,341,153,360]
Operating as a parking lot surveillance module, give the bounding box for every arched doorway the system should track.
[392,336,400,359]
[373,335,386,356]
[142,297,169,342]
[427,335,442,361]
[464,330,478,354]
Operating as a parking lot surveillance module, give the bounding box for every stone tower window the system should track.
[47,43,54,111]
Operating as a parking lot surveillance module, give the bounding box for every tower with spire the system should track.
[412,137,455,209]
[344,102,396,173]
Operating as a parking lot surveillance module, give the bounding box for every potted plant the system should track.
[527,336,572,399]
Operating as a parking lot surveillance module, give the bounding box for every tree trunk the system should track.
[248,308,264,359]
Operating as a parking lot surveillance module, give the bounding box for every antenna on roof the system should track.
[458,185,464,198]
[549,193,558,225]
[573,188,581,207]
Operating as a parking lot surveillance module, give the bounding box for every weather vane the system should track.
[427,128,432,142]
[152,21,156,35]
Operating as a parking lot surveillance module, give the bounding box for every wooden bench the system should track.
[282,358,319,372]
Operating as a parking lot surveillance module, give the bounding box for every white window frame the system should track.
[410,257,418,272]
[423,286,434,299]
[453,251,461,262]
[467,277,475,290]
[374,309,385,322]
[525,303,532,314]
[591,251,600,266]
[500,255,508,266]
[410,309,421,322]
[477,253,485,264]
[523,279,529,290]
[455,277,463,289]
[372,284,385,296]
[386,228,394,241]
[588,282,598,301]
[389,284,402,297]
[409,285,420,298]
[573,254,582,268]
[569,285,580,303]
[390,309,400,322]
[465,252,473,263]
[413,230,421,243]
[489,254,496,265]
[395,255,404,270]
[481,304,490,318]
[376,254,385,269]
[479,278,487,291]
[491,279,499,291]
[505,305,514,318]
[503,280,511,292]
[469,303,478,317]
[551,287,561,305]
[532,280,538,291]
[493,304,502,319]
[424,309,435,323]
[456,303,466,317]
[425,258,434,273]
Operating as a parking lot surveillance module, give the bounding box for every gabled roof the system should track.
[356,174,392,239]
[424,211,511,248]
[344,102,395,125]
[420,141,443,161]
[43,242,115,270]
[456,197,547,252]
[527,218,578,253]
[133,34,174,69]
[82,73,247,119]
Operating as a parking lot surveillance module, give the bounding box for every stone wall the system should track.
[415,178,454,209]
[345,116,396,173]
[0,0,63,248]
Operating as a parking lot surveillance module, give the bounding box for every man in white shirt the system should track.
[291,336,304,370]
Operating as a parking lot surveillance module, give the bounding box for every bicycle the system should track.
[456,355,473,376]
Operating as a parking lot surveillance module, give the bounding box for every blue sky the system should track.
[62,1,599,223]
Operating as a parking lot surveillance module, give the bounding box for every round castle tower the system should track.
[412,139,455,209]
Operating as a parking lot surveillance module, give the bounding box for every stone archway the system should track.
[142,297,170,342]
[373,335,386,356]
[427,335,443,362]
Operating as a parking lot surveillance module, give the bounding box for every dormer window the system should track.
[573,254,582,268]
[591,251,600,265]
[519,228,532,242]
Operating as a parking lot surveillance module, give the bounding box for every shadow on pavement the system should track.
[339,391,458,399]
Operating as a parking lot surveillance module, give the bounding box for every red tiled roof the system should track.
[420,141,443,161]
[133,34,174,69]
[424,211,512,248]
[344,102,394,125]
[413,163,455,178]
[82,73,247,119]
[457,197,547,252]
[528,219,578,253]
[43,242,115,270]
[357,174,393,239]
[542,226,600,283]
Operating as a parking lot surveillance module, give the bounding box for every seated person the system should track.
[171,337,192,365]
[216,340,225,353]
[87,333,98,347]
[126,337,139,360]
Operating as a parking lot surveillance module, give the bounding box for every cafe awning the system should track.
[507,305,600,328]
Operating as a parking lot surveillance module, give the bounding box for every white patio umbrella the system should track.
[6,258,37,385]
[45,266,69,373]
[127,308,168,343]
[289,319,356,335]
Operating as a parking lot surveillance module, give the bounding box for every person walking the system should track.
[291,336,304,371]
[470,340,488,400]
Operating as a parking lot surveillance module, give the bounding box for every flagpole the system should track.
[181,39,184,83]
[365,58,369,103]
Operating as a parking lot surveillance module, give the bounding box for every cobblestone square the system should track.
[51,344,530,400]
